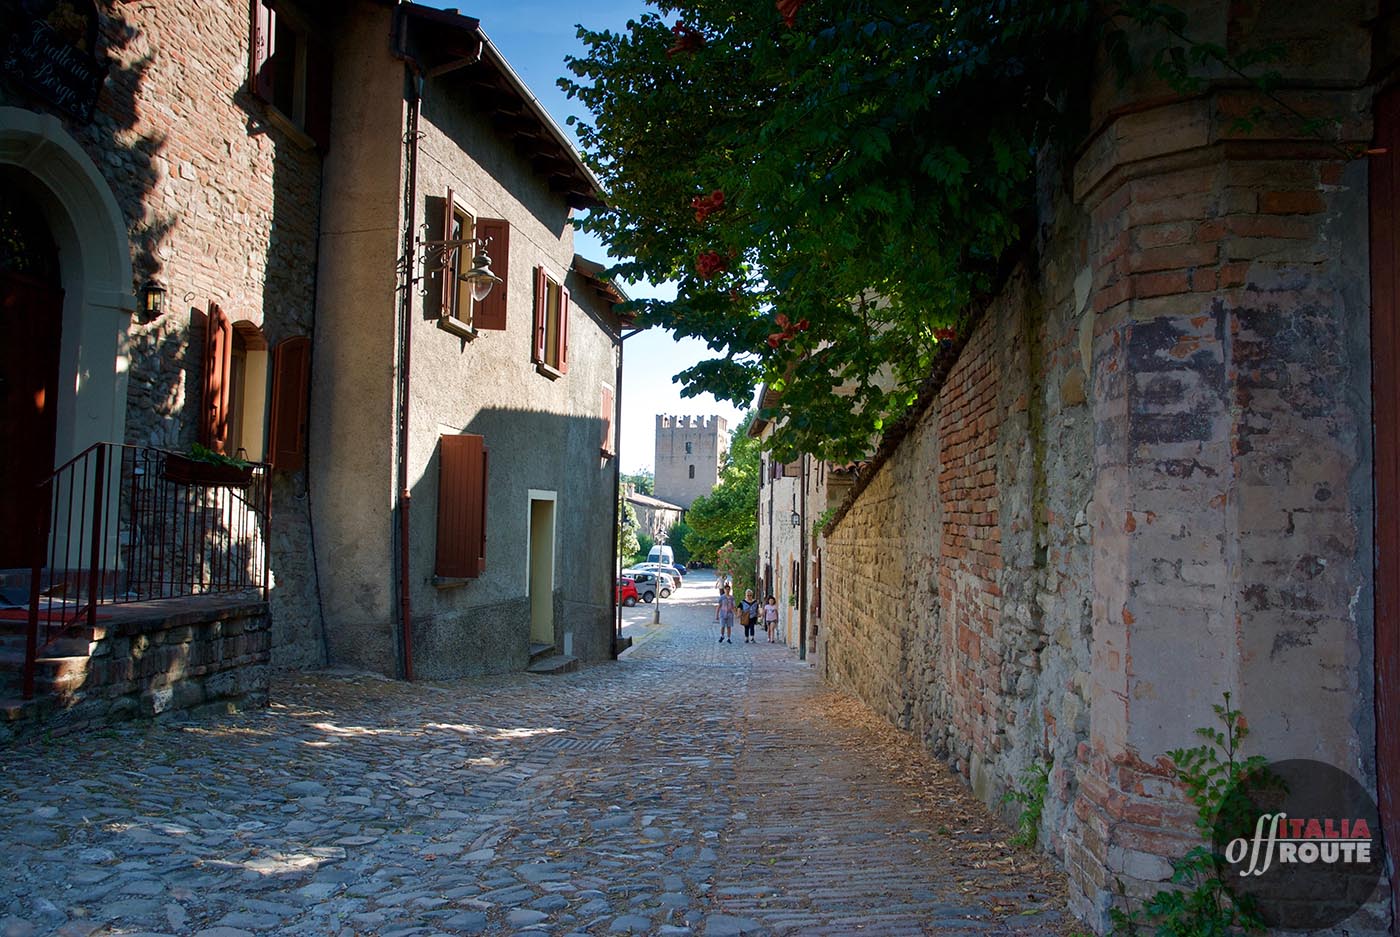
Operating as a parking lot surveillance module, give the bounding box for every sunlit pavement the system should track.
[0,570,1072,936]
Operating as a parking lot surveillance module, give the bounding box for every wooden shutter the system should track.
[532,266,547,363]
[305,39,332,149]
[558,286,570,373]
[268,335,311,471]
[600,384,615,456]
[440,188,456,320]
[814,550,822,618]
[250,0,275,101]
[474,218,509,330]
[200,303,233,453]
[436,434,488,578]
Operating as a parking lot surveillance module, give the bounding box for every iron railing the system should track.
[23,443,270,698]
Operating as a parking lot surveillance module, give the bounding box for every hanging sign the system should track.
[2,0,109,123]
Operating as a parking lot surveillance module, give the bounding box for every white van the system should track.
[647,544,675,566]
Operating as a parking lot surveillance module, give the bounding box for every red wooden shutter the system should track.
[474,218,509,330]
[200,303,233,453]
[250,0,275,101]
[440,188,456,320]
[532,266,547,363]
[268,335,311,471]
[558,286,570,373]
[436,434,488,578]
[600,384,615,456]
[305,39,332,149]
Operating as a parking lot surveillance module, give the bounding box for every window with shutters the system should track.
[250,0,332,149]
[532,267,569,377]
[600,384,615,458]
[227,322,269,460]
[435,434,489,581]
[438,193,477,338]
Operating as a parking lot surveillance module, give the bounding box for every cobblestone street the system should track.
[1,573,1072,936]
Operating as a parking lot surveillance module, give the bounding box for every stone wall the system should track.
[821,4,1386,928]
[1,601,270,745]
[0,1,329,670]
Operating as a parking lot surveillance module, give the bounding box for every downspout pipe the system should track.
[395,68,422,681]
[798,453,807,661]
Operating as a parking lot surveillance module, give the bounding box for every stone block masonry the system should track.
[1,600,270,746]
[819,3,1388,930]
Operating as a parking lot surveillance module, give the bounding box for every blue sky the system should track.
[424,0,750,473]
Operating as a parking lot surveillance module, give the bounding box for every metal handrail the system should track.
[22,443,271,699]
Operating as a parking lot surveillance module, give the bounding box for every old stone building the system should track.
[1,0,625,726]
[624,484,685,544]
[792,1,1399,931]
[654,413,727,508]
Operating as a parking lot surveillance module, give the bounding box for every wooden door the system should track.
[0,273,63,569]
[1369,85,1400,927]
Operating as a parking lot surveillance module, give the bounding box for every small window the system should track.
[685,441,692,454]
[438,190,477,337]
[689,465,695,479]
[532,267,569,376]
[199,307,270,460]
[250,0,331,148]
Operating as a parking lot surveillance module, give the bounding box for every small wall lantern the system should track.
[790,510,802,528]
[140,278,167,316]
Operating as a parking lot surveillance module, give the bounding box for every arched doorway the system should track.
[0,173,63,568]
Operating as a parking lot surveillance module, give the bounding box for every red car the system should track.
[615,577,639,607]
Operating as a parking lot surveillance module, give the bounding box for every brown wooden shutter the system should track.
[250,0,275,101]
[814,550,822,618]
[268,335,311,471]
[558,286,571,373]
[200,303,233,453]
[600,384,615,456]
[435,434,488,578]
[532,266,547,363]
[305,39,332,149]
[440,188,456,320]
[474,218,509,330]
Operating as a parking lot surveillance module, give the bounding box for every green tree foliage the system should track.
[618,489,641,563]
[622,469,654,496]
[563,2,1286,460]
[664,520,693,564]
[563,0,1099,460]
[684,412,759,563]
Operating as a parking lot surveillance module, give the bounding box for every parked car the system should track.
[621,569,675,601]
[615,577,639,607]
[635,561,685,582]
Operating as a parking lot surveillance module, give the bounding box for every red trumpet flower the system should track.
[691,189,725,223]
[695,250,728,280]
[666,23,705,57]
[775,0,807,27]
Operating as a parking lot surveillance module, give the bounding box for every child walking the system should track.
[763,594,779,643]
[715,585,736,644]
[738,589,760,643]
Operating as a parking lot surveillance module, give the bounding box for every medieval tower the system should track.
[654,415,729,509]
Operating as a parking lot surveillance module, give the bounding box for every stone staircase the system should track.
[526,641,578,675]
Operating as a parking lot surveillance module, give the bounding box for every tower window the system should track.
[685,441,692,454]
[689,465,695,479]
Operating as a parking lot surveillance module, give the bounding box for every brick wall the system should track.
[821,4,1387,930]
[0,2,329,668]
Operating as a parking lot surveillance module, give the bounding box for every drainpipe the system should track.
[394,70,422,681]
[609,325,640,657]
[798,453,807,661]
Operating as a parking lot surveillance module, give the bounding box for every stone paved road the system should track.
[1,572,1073,936]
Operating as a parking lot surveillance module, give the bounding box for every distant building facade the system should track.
[624,484,685,544]
[654,414,727,508]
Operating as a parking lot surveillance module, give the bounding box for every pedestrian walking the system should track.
[715,585,736,644]
[738,589,760,643]
[763,594,780,643]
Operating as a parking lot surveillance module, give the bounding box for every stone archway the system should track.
[0,106,134,467]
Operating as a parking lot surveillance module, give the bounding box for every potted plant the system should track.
[163,443,254,488]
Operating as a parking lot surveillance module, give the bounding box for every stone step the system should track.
[525,654,578,675]
[528,642,555,664]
